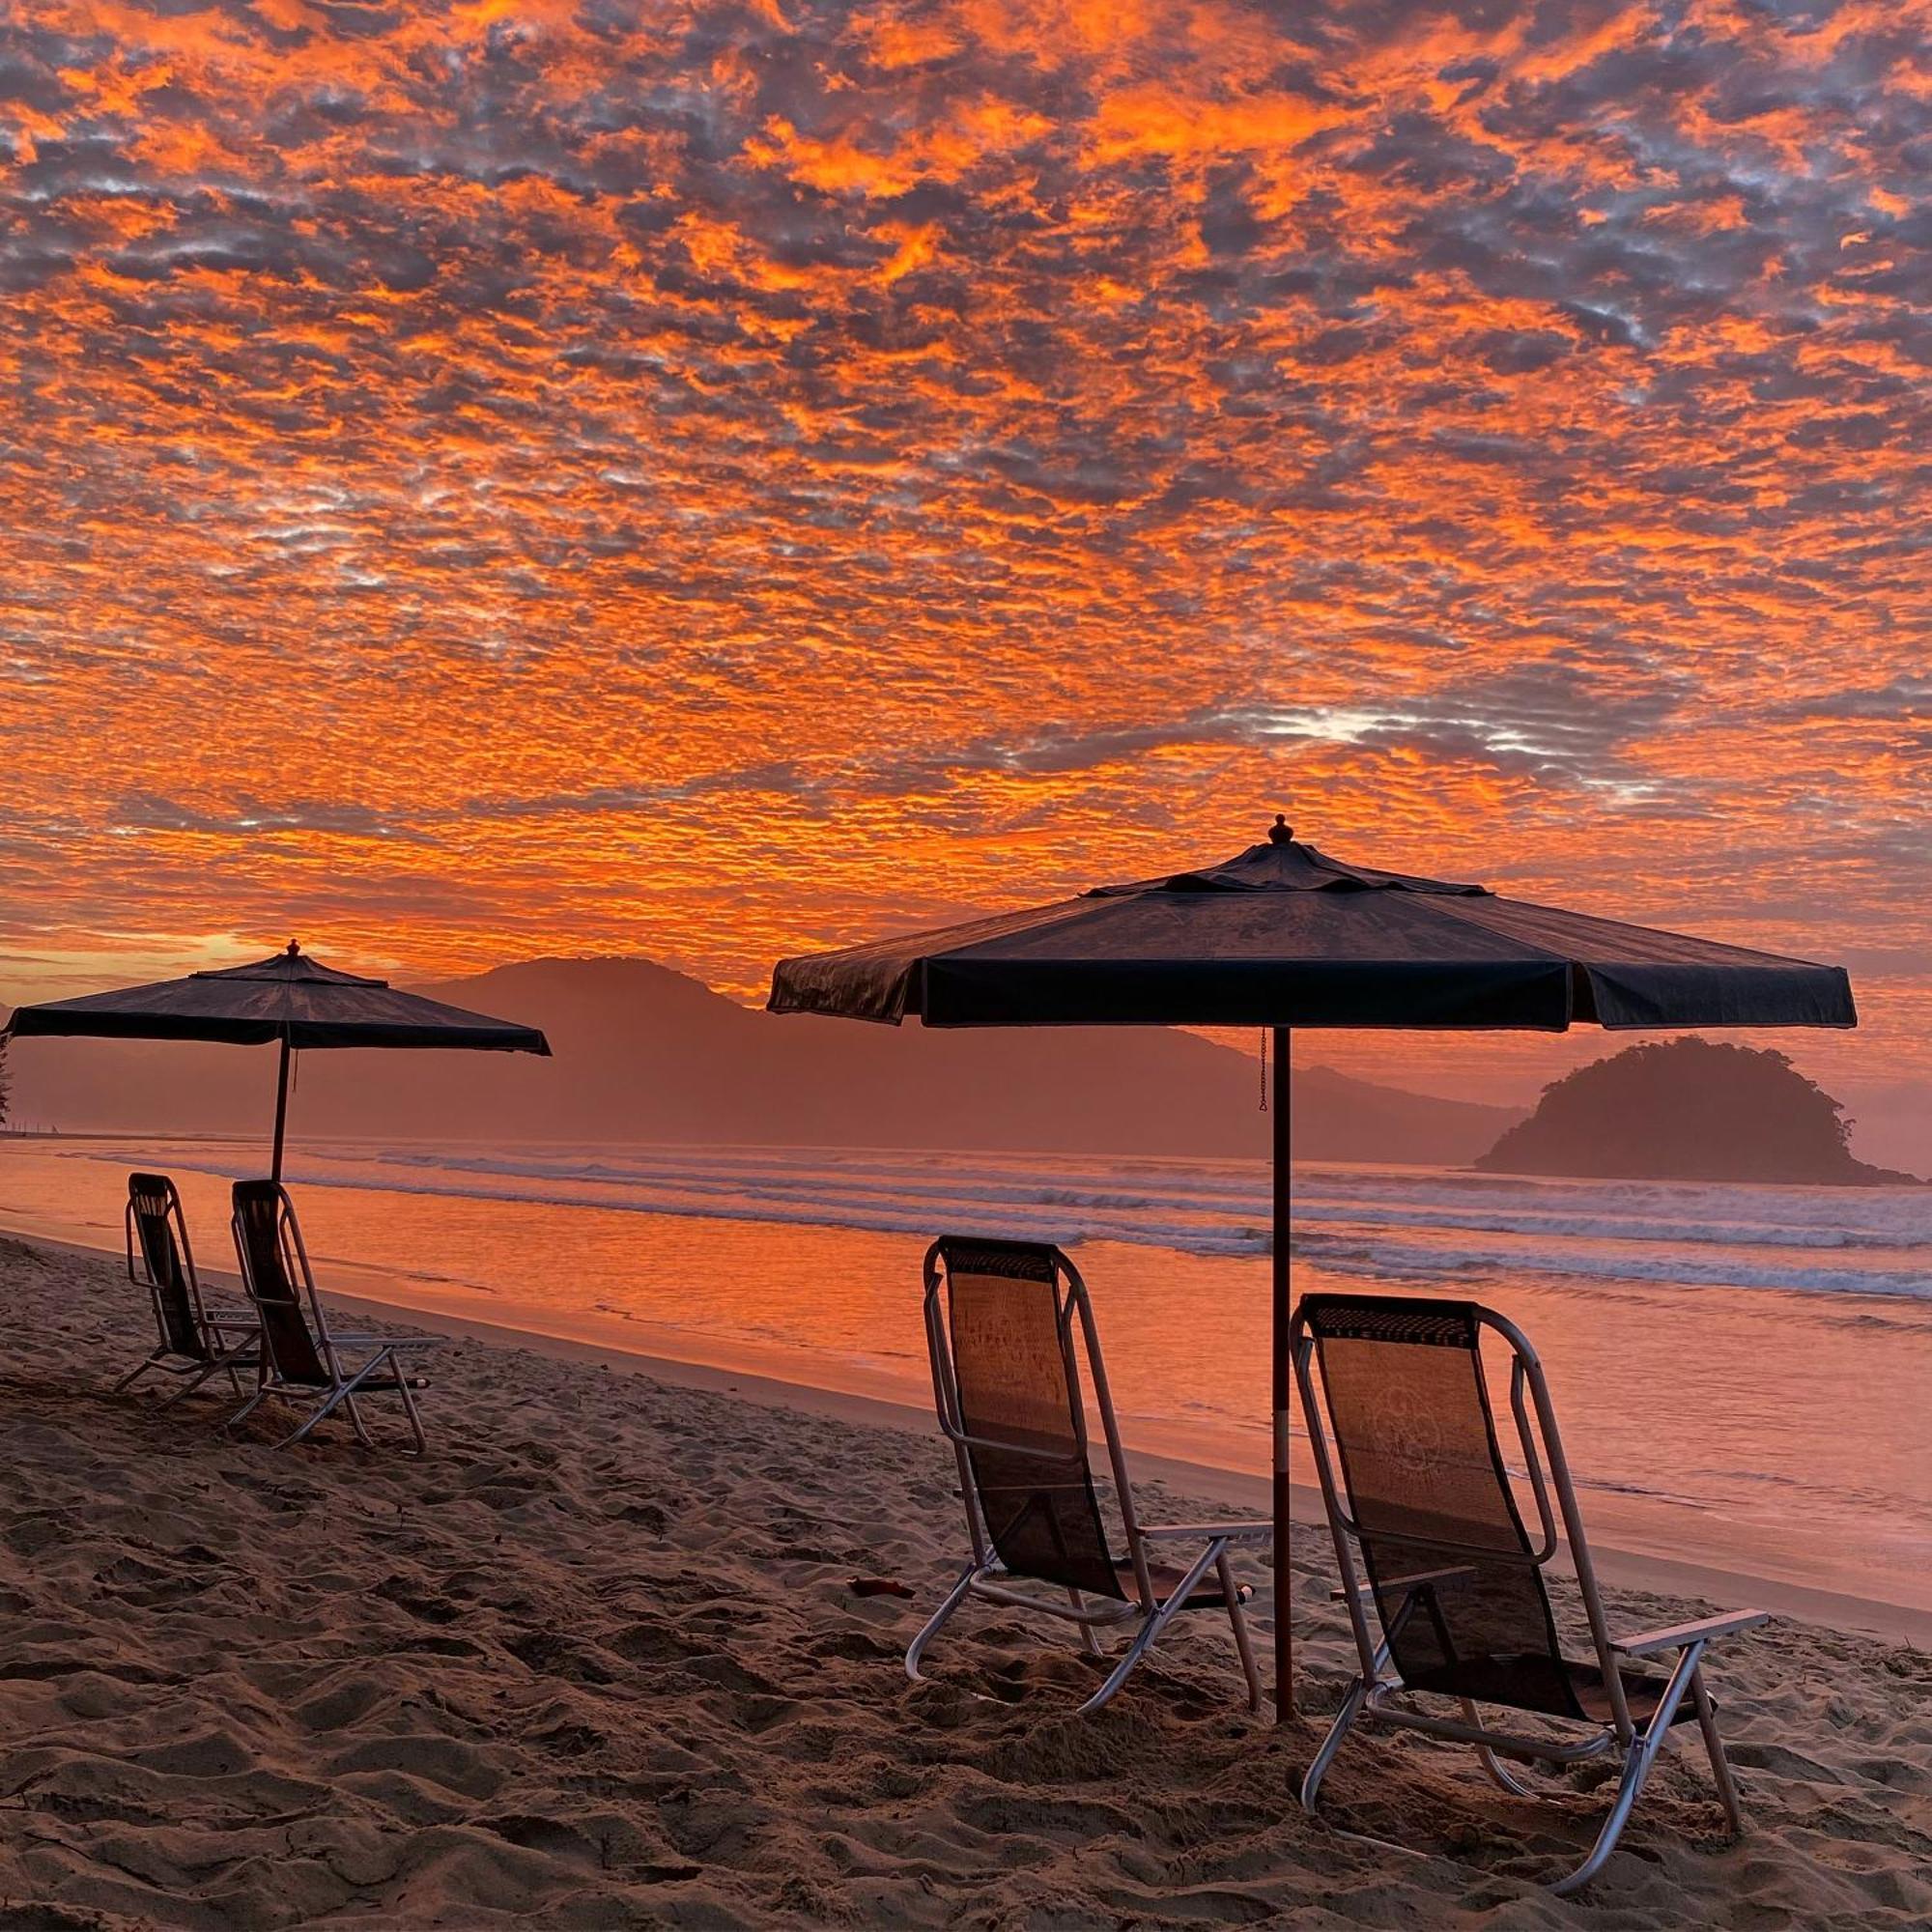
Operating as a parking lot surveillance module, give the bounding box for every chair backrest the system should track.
[230,1180,332,1387]
[1293,1293,1603,1722]
[923,1236,1142,1604]
[126,1172,207,1359]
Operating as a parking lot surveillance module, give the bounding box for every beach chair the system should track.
[1291,1293,1767,1895]
[225,1179,440,1456]
[910,1236,1266,1715]
[118,1172,259,1406]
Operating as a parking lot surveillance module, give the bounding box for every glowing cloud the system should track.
[0,0,1924,1097]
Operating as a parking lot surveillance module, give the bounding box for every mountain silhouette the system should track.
[2,954,1520,1165]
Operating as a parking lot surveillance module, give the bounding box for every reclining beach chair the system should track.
[119,1172,259,1406]
[910,1236,1266,1715]
[1291,1293,1767,1895]
[226,1179,440,1456]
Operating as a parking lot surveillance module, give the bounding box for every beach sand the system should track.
[1,1233,1926,1928]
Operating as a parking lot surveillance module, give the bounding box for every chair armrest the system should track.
[1612,1609,1770,1657]
[1139,1520,1271,1546]
[1331,1565,1475,1603]
[329,1332,443,1349]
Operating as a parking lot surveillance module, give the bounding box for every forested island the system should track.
[1475,1037,1922,1186]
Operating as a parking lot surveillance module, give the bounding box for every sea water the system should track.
[3,1134,1926,1610]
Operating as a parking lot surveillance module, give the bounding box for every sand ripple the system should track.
[1,1235,1927,1927]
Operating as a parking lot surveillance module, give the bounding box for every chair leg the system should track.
[1217,1548,1264,1714]
[1461,1698,1539,1796]
[156,1360,223,1409]
[1554,1742,1653,1897]
[1553,1641,1703,1896]
[1690,1664,1744,1835]
[113,1351,164,1396]
[277,1380,355,1448]
[394,1370,428,1458]
[221,1384,270,1433]
[905,1563,985,1684]
[341,1390,374,1449]
[267,1351,422,1455]
[1300,1677,1369,1810]
[1067,1587,1103,1657]
[1076,1541,1220,1716]
[1076,1606,1173,1715]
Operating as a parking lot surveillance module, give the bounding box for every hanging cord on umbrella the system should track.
[1259,1029,1267,1111]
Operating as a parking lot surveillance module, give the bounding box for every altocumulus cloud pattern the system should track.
[0,0,1925,1090]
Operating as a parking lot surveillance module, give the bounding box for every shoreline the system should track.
[14,1224,1928,1647]
[3,1122,1921,1186]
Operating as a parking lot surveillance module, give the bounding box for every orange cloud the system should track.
[0,0,1922,1114]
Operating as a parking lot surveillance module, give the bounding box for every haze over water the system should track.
[5,1135,1926,1614]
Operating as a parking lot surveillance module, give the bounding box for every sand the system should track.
[0,1233,1926,1928]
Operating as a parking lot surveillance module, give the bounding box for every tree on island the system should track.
[1475,1037,1920,1186]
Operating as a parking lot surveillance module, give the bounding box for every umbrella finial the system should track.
[1268,813,1294,844]
[286,939,300,957]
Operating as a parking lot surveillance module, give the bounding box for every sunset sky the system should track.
[1,1,1926,1126]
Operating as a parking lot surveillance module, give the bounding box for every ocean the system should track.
[3,1133,1927,1611]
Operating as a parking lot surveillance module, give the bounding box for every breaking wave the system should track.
[108,1137,1932,1305]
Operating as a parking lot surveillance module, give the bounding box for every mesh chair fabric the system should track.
[940,1239,1124,1602]
[1306,1293,1587,1721]
[231,1182,329,1387]
[128,1173,204,1359]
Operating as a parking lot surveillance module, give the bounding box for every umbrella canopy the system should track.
[769,826,1856,1031]
[768,820,1856,1719]
[5,941,550,1179]
[7,943,553,1052]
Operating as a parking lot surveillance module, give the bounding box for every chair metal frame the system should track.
[119,1173,260,1407]
[226,1181,440,1456]
[1291,1293,1766,1895]
[911,1236,1267,1716]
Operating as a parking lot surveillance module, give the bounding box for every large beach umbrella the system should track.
[4,941,551,1181]
[767,818,1857,1717]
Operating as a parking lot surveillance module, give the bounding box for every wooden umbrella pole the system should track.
[1271,1024,1293,1719]
[270,1035,291,1185]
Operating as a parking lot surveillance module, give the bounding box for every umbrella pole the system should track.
[270,1036,291,1185]
[1272,1024,1293,1720]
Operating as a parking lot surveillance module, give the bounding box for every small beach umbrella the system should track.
[3,941,550,1181]
[767,817,1857,1718]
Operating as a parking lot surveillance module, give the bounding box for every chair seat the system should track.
[1567,1661,1698,1727]
[269,1366,432,1391]
[1406,1654,1696,1726]
[1122,1558,1253,1611]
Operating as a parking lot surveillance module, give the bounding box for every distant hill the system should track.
[1285,1064,1522,1165]
[1476,1037,1923,1186]
[1,954,1519,1166]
